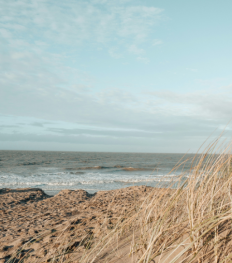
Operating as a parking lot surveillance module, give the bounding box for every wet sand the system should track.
[0,186,157,262]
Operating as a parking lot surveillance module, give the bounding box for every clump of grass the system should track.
[7,137,232,263]
[78,138,232,263]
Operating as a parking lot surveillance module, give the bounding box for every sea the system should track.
[0,151,198,195]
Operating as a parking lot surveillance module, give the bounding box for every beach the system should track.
[1,149,232,263]
[2,150,231,263]
[0,185,161,262]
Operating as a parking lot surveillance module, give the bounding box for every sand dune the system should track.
[0,186,155,262]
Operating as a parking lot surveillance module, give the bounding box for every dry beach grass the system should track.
[2,138,232,262]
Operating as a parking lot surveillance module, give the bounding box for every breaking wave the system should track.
[0,174,181,187]
[64,166,157,171]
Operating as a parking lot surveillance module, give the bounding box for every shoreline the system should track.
[0,185,165,262]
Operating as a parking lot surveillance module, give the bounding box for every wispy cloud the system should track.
[0,0,164,115]
[152,39,163,46]
[0,0,163,55]
[108,47,123,59]
[147,88,232,119]
[1,82,232,152]
[136,56,149,63]
[128,44,145,55]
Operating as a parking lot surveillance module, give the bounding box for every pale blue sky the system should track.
[0,0,232,152]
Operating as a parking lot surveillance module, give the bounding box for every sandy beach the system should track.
[0,186,159,262]
[1,150,232,263]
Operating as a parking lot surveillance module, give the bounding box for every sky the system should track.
[0,0,232,153]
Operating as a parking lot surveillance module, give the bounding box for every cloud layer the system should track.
[1,0,232,152]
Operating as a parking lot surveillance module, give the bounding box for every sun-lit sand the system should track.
[0,186,159,262]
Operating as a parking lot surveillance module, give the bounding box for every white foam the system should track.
[0,169,186,190]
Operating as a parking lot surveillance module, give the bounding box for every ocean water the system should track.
[0,151,197,195]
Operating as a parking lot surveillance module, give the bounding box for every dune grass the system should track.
[77,138,232,263]
[7,137,232,262]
